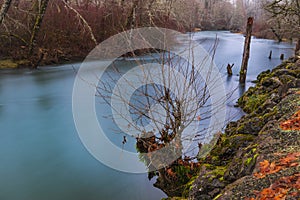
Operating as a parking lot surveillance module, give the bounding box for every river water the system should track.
[0,31,295,200]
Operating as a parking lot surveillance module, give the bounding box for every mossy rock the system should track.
[273,69,298,78]
[188,166,227,200]
[239,93,268,113]
[182,176,198,197]
[224,121,238,136]
[206,166,227,180]
[208,134,255,165]
[224,145,258,182]
[256,69,271,82]
[260,77,282,89]
[236,117,265,135]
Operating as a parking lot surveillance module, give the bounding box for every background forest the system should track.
[0,0,299,67]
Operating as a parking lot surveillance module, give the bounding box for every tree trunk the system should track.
[28,0,49,57]
[239,17,254,84]
[126,0,139,29]
[0,0,12,25]
[271,27,282,42]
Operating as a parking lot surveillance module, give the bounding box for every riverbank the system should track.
[162,54,300,199]
[0,55,84,69]
[0,29,296,70]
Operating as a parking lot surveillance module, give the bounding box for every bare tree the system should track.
[62,0,98,45]
[263,0,300,53]
[92,29,227,196]
[0,0,12,25]
[28,0,49,56]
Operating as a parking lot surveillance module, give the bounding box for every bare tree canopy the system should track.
[263,0,300,49]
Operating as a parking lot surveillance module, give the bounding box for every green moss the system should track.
[257,69,271,82]
[245,153,259,167]
[226,134,255,145]
[207,166,227,180]
[182,176,197,197]
[244,157,253,166]
[243,94,268,113]
[212,156,219,163]
[203,163,215,170]
[251,148,257,154]
[285,63,295,69]
[213,194,223,200]
[236,124,245,133]
[259,107,278,121]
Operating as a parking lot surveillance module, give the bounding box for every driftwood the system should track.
[227,63,234,76]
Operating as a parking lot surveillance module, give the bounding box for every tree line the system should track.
[0,0,299,67]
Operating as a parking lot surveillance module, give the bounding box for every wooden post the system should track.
[227,63,234,76]
[269,50,272,59]
[239,17,254,84]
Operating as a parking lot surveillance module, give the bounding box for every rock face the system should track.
[165,56,300,200]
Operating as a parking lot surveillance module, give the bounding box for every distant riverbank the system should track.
[0,31,296,70]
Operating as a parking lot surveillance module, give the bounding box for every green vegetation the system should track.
[0,60,18,69]
[0,59,29,69]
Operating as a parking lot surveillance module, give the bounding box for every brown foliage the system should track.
[247,174,300,200]
[254,153,300,179]
[280,110,300,131]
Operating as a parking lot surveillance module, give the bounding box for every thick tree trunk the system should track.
[239,17,254,84]
[0,0,12,25]
[28,0,49,57]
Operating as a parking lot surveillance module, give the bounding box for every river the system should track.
[0,31,295,200]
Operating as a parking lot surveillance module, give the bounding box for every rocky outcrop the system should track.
[165,56,300,200]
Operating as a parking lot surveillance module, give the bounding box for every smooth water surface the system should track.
[0,31,295,200]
